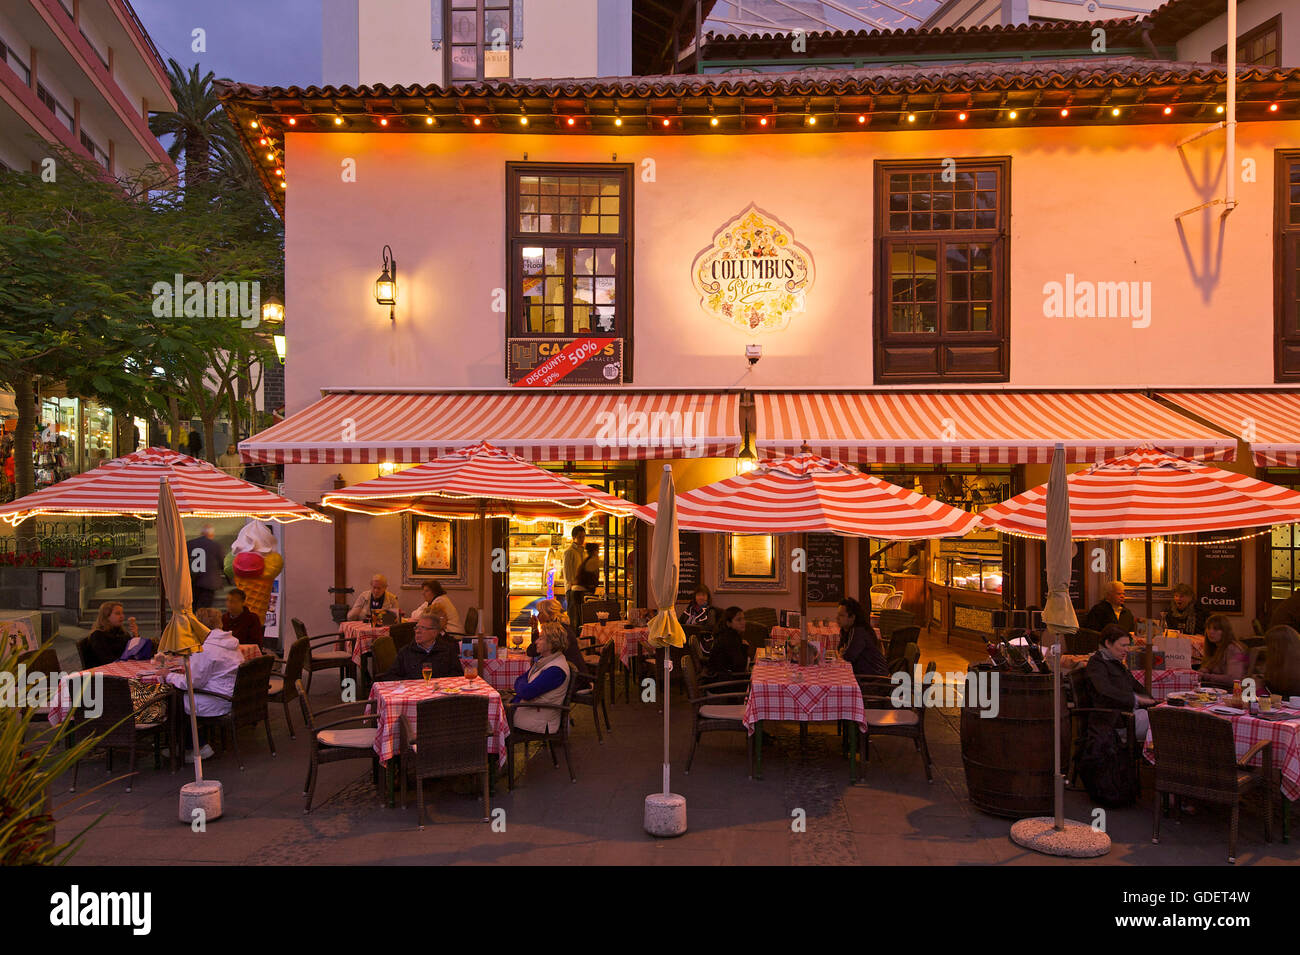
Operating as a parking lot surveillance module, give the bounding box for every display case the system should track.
[926,541,1004,645]
[929,555,1004,594]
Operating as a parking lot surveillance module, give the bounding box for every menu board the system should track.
[677,532,701,603]
[805,534,845,604]
[1196,532,1243,615]
[728,534,775,578]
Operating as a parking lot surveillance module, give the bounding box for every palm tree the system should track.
[148,58,242,191]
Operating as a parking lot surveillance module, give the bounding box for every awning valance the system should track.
[1158,391,1300,468]
[753,391,1236,464]
[240,390,742,464]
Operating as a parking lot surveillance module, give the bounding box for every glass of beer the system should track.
[465,660,479,680]
[421,664,432,684]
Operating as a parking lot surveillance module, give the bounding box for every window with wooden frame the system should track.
[1213,15,1281,67]
[446,0,512,81]
[507,162,631,340]
[874,158,1011,382]
[1277,150,1300,380]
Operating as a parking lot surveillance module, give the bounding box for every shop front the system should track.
[36,396,119,486]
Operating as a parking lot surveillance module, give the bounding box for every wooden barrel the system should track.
[960,665,1058,818]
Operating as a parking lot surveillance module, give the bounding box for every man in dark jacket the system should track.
[187,524,225,609]
[1164,583,1205,635]
[1268,587,1300,632]
[380,611,463,681]
[221,588,265,647]
[1082,579,1136,633]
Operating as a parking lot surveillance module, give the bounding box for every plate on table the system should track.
[1210,705,1246,716]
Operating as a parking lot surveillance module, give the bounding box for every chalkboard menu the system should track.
[1196,532,1243,615]
[805,534,845,604]
[1038,541,1087,610]
[677,533,702,603]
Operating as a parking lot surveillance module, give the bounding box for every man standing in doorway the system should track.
[188,524,226,610]
[563,525,588,623]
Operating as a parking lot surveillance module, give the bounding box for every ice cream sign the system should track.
[691,203,815,333]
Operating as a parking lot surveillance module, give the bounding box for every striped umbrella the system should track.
[0,448,327,525]
[320,442,635,520]
[635,452,980,539]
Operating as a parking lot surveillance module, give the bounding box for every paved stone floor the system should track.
[48,666,1298,866]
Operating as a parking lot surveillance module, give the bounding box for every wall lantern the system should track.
[375,245,397,322]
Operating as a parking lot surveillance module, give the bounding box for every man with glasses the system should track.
[378,610,462,681]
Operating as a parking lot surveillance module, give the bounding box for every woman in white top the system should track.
[510,620,571,734]
[412,580,464,634]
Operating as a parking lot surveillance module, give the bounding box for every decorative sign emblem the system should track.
[692,203,815,333]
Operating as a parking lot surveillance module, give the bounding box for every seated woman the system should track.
[87,601,153,666]
[527,598,587,674]
[1263,625,1300,699]
[837,597,886,676]
[709,606,749,677]
[679,584,719,632]
[1078,624,1152,807]
[510,620,572,734]
[1199,614,1250,685]
[411,579,463,635]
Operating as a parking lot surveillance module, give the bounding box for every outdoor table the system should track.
[48,659,171,724]
[341,620,389,665]
[743,659,866,783]
[368,676,508,766]
[1143,699,1300,840]
[472,652,531,693]
[580,622,650,667]
[237,644,265,663]
[1141,667,1201,701]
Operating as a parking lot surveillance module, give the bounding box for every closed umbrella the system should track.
[644,466,686,836]
[155,478,222,822]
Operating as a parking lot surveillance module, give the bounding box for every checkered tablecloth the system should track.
[1144,704,1300,801]
[769,624,840,653]
[368,676,508,766]
[1136,667,1201,701]
[48,660,161,724]
[1,618,37,655]
[581,623,650,666]
[341,621,389,665]
[237,644,265,663]
[474,653,531,693]
[742,660,866,735]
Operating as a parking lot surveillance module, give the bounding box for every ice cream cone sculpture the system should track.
[225,520,283,621]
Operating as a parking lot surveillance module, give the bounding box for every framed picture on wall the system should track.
[717,533,788,593]
[401,515,470,589]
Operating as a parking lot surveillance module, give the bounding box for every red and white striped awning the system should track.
[1158,392,1300,467]
[240,391,742,464]
[753,391,1236,464]
[320,442,635,519]
[977,445,1300,539]
[636,452,981,539]
[0,448,328,525]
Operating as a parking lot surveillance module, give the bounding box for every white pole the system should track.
[1226,0,1237,209]
[1051,624,1063,831]
[663,654,671,795]
[184,654,203,783]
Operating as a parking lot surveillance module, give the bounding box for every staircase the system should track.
[78,555,163,632]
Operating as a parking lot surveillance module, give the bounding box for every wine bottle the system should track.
[986,641,1010,669]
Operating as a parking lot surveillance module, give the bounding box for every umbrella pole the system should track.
[1144,539,1154,693]
[184,654,203,784]
[800,532,808,666]
[663,653,670,795]
[1051,623,1064,830]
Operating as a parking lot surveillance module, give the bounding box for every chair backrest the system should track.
[75,637,94,671]
[686,634,706,671]
[281,637,311,697]
[294,678,315,731]
[291,618,309,641]
[1067,627,1102,656]
[592,640,615,688]
[230,653,274,726]
[370,635,397,677]
[580,600,620,624]
[882,593,904,610]
[379,609,398,626]
[389,621,415,652]
[742,622,770,654]
[76,675,136,746]
[902,642,920,672]
[887,625,921,662]
[1064,667,1089,708]
[463,607,480,636]
[680,654,702,702]
[1148,705,1241,796]
[746,606,778,631]
[20,646,60,677]
[876,608,916,643]
[411,694,490,776]
[869,583,897,596]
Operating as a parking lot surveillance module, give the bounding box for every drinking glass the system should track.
[465,660,479,680]
[421,664,432,683]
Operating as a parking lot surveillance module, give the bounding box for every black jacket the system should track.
[87,627,130,667]
[840,624,888,676]
[186,536,225,590]
[380,636,463,681]
[709,627,748,676]
[1082,649,1146,747]
[1163,602,1205,635]
[1082,600,1136,634]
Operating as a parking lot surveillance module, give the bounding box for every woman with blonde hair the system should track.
[87,601,149,666]
[1200,614,1250,683]
[510,619,572,734]
[528,597,587,672]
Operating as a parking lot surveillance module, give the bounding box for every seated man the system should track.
[1082,579,1136,634]
[165,616,244,761]
[379,611,463,681]
[221,588,265,647]
[348,573,400,621]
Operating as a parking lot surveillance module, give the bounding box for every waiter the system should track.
[563,525,588,622]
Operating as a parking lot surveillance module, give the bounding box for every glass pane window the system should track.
[445,1,511,81]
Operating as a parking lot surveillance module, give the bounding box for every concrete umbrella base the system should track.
[1010,817,1111,857]
[179,780,224,825]
[644,793,687,837]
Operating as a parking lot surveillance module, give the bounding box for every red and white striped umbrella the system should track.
[0,447,327,525]
[635,452,980,539]
[978,445,1300,539]
[320,442,635,520]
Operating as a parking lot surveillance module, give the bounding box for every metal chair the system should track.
[295,678,381,812]
[680,656,752,777]
[571,640,614,741]
[291,617,357,691]
[195,654,276,770]
[70,675,174,793]
[858,659,935,782]
[268,636,310,740]
[398,694,491,829]
[1149,706,1272,864]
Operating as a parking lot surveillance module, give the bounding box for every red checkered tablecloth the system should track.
[368,676,508,765]
[1135,667,1201,701]
[742,660,866,735]
[0,618,37,655]
[237,644,265,662]
[341,621,389,665]
[49,660,163,724]
[581,623,650,666]
[1144,704,1300,801]
[474,653,532,693]
[770,624,840,651]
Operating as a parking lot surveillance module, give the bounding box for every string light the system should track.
[986,526,1280,544]
[1162,106,1172,115]
[958,112,967,121]
[1112,108,1121,117]
[1008,110,1018,120]
[1270,102,1280,112]
[807,115,816,125]
[249,120,258,129]
[662,117,671,127]
[759,116,767,126]
[520,115,528,125]
[858,114,866,123]
[1060,108,1069,118]
[566,116,575,126]
[1216,105,1225,114]
[426,116,434,125]
[288,117,296,125]
[473,117,482,126]
[906,113,916,123]
[334,116,343,125]
[259,137,268,145]
[274,168,283,176]
[614,116,622,126]
[380,117,388,126]
[710,116,719,126]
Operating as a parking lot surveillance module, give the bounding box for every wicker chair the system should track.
[75,637,94,671]
[680,656,752,776]
[571,640,614,741]
[1064,667,1140,789]
[388,621,415,652]
[885,625,920,664]
[70,675,174,793]
[881,593,904,610]
[742,622,770,654]
[370,635,397,682]
[295,678,381,812]
[505,674,578,789]
[268,636,310,740]
[886,642,920,678]
[194,654,276,770]
[292,617,357,691]
[868,584,896,611]
[1149,706,1273,863]
[875,608,916,646]
[580,600,620,624]
[463,607,479,637]
[1067,627,1103,655]
[19,647,61,724]
[858,660,935,782]
[746,607,779,631]
[398,694,491,829]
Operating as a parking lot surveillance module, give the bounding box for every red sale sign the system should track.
[511,337,618,387]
